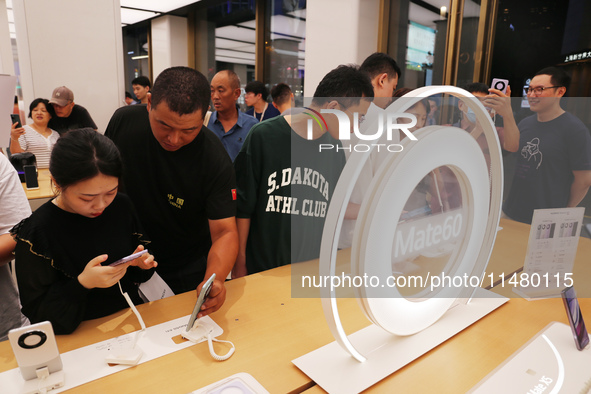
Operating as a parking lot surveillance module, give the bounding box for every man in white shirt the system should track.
[0,153,32,340]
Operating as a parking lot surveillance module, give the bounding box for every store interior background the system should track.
[2,0,591,233]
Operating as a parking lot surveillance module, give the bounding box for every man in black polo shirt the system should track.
[48,86,97,135]
[105,67,238,318]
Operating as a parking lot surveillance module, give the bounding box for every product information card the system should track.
[515,207,584,299]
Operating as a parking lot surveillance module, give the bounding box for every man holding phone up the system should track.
[487,67,591,224]
[105,67,238,318]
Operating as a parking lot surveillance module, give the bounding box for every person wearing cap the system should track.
[48,86,97,135]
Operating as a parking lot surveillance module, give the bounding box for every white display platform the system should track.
[192,372,269,394]
[470,322,591,393]
[293,288,508,394]
[0,315,222,393]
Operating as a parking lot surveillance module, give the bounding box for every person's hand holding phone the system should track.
[78,254,130,289]
[485,85,513,119]
[126,245,157,270]
[196,275,226,319]
[10,121,25,142]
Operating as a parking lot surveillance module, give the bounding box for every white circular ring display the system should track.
[319,86,504,362]
[353,126,489,335]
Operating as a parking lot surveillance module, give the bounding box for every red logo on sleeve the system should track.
[231,189,237,200]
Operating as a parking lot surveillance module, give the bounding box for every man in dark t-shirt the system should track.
[503,67,591,223]
[233,65,374,277]
[105,67,238,318]
[48,86,97,135]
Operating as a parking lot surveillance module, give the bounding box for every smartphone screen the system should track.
[23,165,39,190]
[10,113,22,128]
[561,286,590,350]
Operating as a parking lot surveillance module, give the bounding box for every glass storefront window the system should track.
[122,24,150,101]
[209,1,256,90]
[267,0,306,106]
[189,1,256,108]
[455,0,481,88]
[389,0,448,88]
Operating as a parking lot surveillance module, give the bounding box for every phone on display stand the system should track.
[561,286,590,351]
[8,321,64,381]
[10,113,22,128]
[186,273,216,331]
[491,78,509,95]
[23,165,39,190]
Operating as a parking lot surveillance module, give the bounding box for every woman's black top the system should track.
[11,193,152,334]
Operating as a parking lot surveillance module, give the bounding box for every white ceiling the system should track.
[120,0,200,14]
[4,0,477,69]
[409,0,481,30]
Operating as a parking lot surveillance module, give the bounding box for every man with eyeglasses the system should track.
[502,67,591,224]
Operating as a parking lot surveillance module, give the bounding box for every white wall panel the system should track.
[12,0,124,133]
[304,0,379,96]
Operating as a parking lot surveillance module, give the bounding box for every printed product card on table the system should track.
[514,207,584,299]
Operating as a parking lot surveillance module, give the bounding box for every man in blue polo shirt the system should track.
[208,70,258,161]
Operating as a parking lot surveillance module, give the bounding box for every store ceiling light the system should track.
[120,0,199,14]
[120,8,160,25]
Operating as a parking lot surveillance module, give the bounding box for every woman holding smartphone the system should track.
[11,128,157,334]
[9,98,60,168]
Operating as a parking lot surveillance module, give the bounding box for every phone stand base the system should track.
[470,322,591,393]
[21,370,64,394]
[105,349,143,366]
[293,288,508,394]
[181,320,215,343]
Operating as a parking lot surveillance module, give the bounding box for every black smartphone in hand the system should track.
[10,113,22,128]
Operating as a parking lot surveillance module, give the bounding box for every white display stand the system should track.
[293,288,508,394]
[294,87,507,393]
[0,316,222,393]
[20,370,65,394]
[192,372,269,394]
[470,322,591,393]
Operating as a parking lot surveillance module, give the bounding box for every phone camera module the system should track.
[494,81,506,91]
[18,331,47,349]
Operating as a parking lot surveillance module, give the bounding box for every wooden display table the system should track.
[1,219,588,393]
[22,168,54,200]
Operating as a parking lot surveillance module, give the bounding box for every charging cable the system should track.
[206,331,235,361]
[101,281,146,365]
